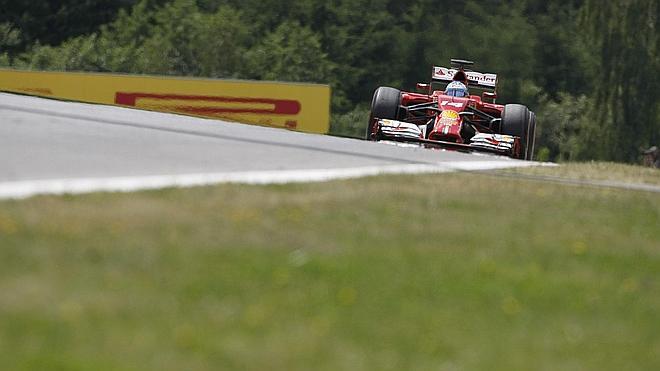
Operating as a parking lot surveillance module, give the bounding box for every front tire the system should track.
[366,87,402,140]
[501,104,535,160]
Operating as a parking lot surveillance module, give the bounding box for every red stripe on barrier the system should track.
[115,93,301,115]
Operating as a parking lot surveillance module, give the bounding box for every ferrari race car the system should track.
[366,59,536,160]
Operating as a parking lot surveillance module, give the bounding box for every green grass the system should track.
[0,169,659,370]
[499,161,660,186]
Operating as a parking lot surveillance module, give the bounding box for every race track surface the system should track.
[0,93,533,198]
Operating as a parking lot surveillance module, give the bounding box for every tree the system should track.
[0,0,137,54]
[244,21,333,84]
[0,22,21,65]
[135,0,249,77]
[15,0,249,79]
[523,0,592,99]
[581,0,659,161]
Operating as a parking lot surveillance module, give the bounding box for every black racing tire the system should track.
[526,111,537,160]
[501,104,535,160]
[366,87,402,140]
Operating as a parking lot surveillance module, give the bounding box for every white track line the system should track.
[0,161,537,200]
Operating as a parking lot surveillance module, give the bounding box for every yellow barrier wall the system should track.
[0,69,331,134]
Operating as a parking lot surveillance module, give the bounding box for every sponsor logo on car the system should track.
[433,67,497,87]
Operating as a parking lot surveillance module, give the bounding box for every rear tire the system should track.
[501,104,535,160]
[366,87,401,140]
[526,111,537,160]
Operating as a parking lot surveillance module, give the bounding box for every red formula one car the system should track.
[366,59,536,160]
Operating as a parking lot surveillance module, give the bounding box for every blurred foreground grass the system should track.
[500,161,660,186]
[0,167,659,370]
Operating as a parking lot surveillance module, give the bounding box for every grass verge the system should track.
[498,161,660,186]
[0,170,658,370]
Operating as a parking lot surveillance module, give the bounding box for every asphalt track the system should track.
[0,92,540,199]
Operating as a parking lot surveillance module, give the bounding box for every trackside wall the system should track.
[0,69,331,134]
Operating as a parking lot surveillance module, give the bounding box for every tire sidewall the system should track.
[502,104,531,159]
[366,87,402,140]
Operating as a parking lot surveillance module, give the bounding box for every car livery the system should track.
[366,59,536,160]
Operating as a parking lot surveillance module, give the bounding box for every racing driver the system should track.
[444,80,469,97]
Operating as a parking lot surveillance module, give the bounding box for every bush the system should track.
[243,21,333,84]
[135,1,249,77]
[534,93,592,162]
[329,105,370,138]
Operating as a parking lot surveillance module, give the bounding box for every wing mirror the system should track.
[482,92,497,102]
[416,83,430,94]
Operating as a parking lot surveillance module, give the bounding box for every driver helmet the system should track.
[445,81,469,97]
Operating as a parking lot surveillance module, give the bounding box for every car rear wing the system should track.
[431,66,497,91]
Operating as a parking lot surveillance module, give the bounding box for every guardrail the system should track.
[0,69,331,134]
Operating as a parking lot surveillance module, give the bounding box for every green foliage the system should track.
[0,22,20,66]
[535,93,591,162]
[13,0,249,78]
[420,1,538,103]
[329,105,370,139]
[135,0,249,77]
[0,0,137,53]
[15,35,105,72]
[244,21,333,83]
[581,0,659,162]
[0,22,20,49]
[314,1,413,108]
[525,1,593,99]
